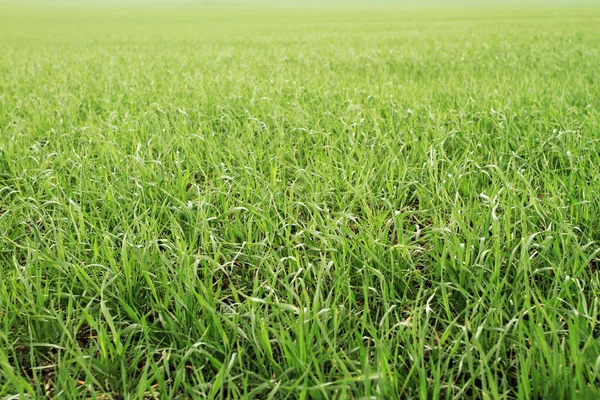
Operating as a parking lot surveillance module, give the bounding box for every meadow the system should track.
[1,3,600,398]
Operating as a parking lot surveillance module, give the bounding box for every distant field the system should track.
[1,4,600,399]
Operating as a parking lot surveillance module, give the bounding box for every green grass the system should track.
[1,4,600,399]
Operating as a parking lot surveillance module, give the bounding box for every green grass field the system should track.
[1,2,600,398]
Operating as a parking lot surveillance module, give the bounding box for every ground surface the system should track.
[1,4,600,399]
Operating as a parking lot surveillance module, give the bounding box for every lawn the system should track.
[1,2,600,398]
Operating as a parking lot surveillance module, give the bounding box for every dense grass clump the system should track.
[1,4,600,398]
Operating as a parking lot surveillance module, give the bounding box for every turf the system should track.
[1,3,600,399]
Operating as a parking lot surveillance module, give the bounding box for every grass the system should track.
[1,3,600,398]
